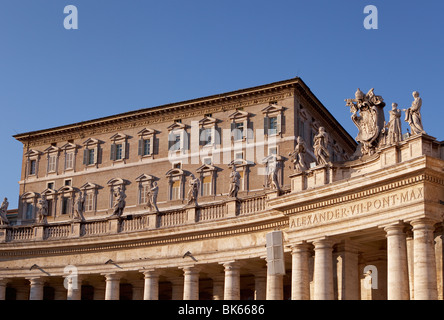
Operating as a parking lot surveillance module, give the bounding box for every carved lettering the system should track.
[289,187,424,229]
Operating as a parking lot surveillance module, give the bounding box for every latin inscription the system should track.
[289,187,424,229]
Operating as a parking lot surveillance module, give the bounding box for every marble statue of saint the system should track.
[403,91,426,135]
[386,103,402,144]
[37,194,49,224]
[187,175,200,205]
[289,136,308,172]
[0,197,10,226]
[267,160,280,192]
[313,127,330,165]
[73,191,86,221]
[146,181,159,212]
[111,187,126,218]
[228,165,241,198]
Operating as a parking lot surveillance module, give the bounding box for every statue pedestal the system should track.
[306,165,329,189]
[148,212,158,229]
[226,198,238,218]
[0,226,9,243]
[108,217,121,234]
[70,220,82,238]
[290,171,307,193]
[186,207,198,223]
[34,224,45,241]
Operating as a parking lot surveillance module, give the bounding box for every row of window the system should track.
[25,111,285,176]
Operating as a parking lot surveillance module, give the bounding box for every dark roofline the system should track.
[13,77,357,150]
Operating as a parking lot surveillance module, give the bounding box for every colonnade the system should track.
[0,218,442,300]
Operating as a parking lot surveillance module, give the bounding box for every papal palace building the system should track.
[0,77,443,300]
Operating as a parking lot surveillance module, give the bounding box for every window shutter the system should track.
[199,128,205,146]
[230,122,235,140]
[83,149,88,165]
[264,116,270,136]
[94,146,99,164]
[122,141,127,159]
[138,139,143,156]
[277,113,284,134]
[168,132,175,151]
[247,120,254,140]
[110,144,116,161]
[215,127,221,145]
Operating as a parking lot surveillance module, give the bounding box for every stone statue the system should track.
[346,88,386,157]
[386,103,402,144]
[228,165,241,198]
[403,91,426,135]
[37,194,49,224]
[313,127,330,165]
[267,159,280,192]
[111,187,126,218]
[146,181,159,212]
[0,197,10,226]
[73,191,86,221]
[186,175,199,205]
[289,136,308,172]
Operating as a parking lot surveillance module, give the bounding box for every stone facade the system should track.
[0,78,443,300]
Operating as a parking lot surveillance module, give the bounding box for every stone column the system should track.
[211,275,224,300]
[143,270,159,300]
[171,278,184,300]
[291,243,311,300]
[411,218,438,300]
[384,223,410,300]
[313,238,334,300]
[0,279,8,300]
[406,229,415,300]
[266,273,283,300]
[28,277,44,300]
[182,266,200,300]
[254,271,267,300]
[334,241,360,300]
[222,261,241,300]
[66,275,82,300]
[103,273,121,300]
[434,223,444,300]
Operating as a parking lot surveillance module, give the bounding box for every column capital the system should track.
[312,237,335,249]
[101,272,122,281]
[410,217,439,230]
[27,277,45,286]
[141,269,160,278]
[180,265,201,274]
[220,261,241,271]
[290,241,312,253]
[383,221,409,235]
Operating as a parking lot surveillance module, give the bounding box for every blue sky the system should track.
[0,0,443,208]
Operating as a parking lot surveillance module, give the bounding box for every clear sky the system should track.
[0,0,443,208]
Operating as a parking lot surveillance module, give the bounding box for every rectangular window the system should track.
[65,152,74,170]
[47,182,54,190]
[171,180,181,200]
[202,176,212,196]
[85,193,94,212]
[25,203,33,219]
[115,143,123,160]
[143,139,151,156]
[88,149,95,165]
[269,117,278,135]
[29,160,36,175]
[64,179,72,186]
[48,155,57,172]
[200,128,213,146]
[239,171,245,191]
[61,197,70,215]
[233,122,244,141]
[140,185,149,204]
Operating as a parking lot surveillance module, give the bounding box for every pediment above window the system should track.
[43,145,61,154]
[135,174,157,182]
[107,178,130,187]
[109,133,129,142]
[83,138,101,146]
[228,110,250,120]
[80,182,100,190]
[261,104,284,115]
[137,128,157,137]
[60,142,79,151]
[24,149,42,157]
[165,168,185,177]
[196,164,218,173]
[167,122,187,131]
[198,116,218,127]
[229,159,254,167]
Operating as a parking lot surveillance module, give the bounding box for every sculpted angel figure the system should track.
[313,127,330,165]
[403,91,426,135]
[289,136,308,172]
